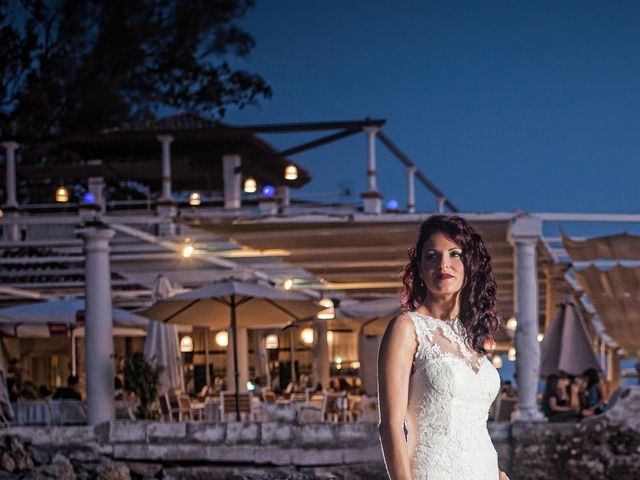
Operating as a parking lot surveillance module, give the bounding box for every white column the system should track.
[277,185,290,214]
[508,215,545,422]
[406,166,416,213]
[361,126,382,214]
[77,223,115,425]
[226,327,248,391]
[157,135,174,202]
[2,141,19,208]
[223,154,241,209]
[436,196,446,213]
[312,318,329,391]
[2,142,21,242]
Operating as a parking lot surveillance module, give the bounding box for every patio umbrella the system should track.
[540,298,600,377]
[140,279,321,420]
[144,275,184,395]
[0,298,149,336]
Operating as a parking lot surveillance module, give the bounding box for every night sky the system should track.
[224,1,640,237]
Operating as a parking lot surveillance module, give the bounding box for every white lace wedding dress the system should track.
[405,311,501,479]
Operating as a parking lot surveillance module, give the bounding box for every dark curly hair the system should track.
[401,215,500,355]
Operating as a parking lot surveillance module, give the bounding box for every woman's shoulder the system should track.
[385,313,417,337]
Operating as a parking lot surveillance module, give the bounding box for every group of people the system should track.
[541,368,605,422]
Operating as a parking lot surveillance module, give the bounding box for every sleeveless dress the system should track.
[405,311,501,479]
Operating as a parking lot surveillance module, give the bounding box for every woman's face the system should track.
[419,232,465,297]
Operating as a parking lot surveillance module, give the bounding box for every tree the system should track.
[0,0,271,140]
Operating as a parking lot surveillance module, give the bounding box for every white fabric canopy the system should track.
[540,299,600,377]
[144,276,184,395]
[0,298,149,337]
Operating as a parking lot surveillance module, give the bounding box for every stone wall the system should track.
[0,388,637,479]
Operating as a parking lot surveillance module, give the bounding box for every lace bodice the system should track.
[405,311,500,479]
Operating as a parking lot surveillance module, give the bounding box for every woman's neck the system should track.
[419,293,460,321]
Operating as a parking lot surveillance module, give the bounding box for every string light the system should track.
[55,186,69,202]
[188,192,201,206]
[284,164,298,180]
[243,177,257,193]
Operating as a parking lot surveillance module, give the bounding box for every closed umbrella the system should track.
[540,298,600,377]
[140,279,321,420]
[144,276,184,395]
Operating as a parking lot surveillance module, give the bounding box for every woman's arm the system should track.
[378,315,417,480]
[549,395,573,412]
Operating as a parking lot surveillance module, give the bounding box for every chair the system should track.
[115,400,137,421]
[322,392,350,422]
[178,393,204,421]
[494,396,518,422]
[262,390,277,405]
[297,393,324,422]
[220,391,255,421]
[17,399,51,425]
[158,394,176,421]
[55,399,87,425]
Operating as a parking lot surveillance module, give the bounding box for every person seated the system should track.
[576,368,605,417]
[541,374,579,422]
[18,381,38,400]
[37,385,51,399]
[52,375,81,400]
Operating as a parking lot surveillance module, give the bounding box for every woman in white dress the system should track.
[378,215,510,480]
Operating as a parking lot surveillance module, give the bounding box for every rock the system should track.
[126,462,162,478]
[30,447,50,466]
[96,461,131,480]
[23,453,75,480]
[0,452,15,473]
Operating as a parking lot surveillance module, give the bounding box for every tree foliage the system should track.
[0,0,271,140]
[123,351,162,420]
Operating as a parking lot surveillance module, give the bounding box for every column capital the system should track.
[406,165,417,174]
[156,134,174,144]
[1,141,19,151]
[508,215,542,245]
[75,222,115,242]
[362,125,379,135]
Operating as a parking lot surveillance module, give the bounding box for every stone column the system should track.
[436,196,446,213]
[226,327,248,391]
[157,135,174,202]
[361,126,382,214]
[156,136,176,235]
[2,141,21,241]
[76,223,115,425]
[277,185,290,214]
[312,318,330,391]
[508,215,545,422]
[223,154,241,209]
[406,166,416,214]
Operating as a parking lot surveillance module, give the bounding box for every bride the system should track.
[378,215,510,480]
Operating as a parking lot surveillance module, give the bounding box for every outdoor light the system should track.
[386,199,399,210]
[188,192,201,206]
[508,347,517,361]
[265,333,279,350]
[317,297,335,319]
[283,278,294,290]
[243,177,257,193]
[181,243,194,258]
[327,331,334,345]
[537,333,544,342]
[506,317,517,332]
[351,361,360,369]
[55,186,69,202]
[82,192,95,204]
[491,354,503,369]
[247,381,255,391]
[335,356,342,370]
[261,185,275,197]
[300,327,314,345]
[179,335,194,353]
[284,164,298,180]
[215,331,229,348]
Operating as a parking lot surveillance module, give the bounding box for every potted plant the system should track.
[122,352,162,419]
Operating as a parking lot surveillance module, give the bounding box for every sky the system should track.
[223,1,640,237]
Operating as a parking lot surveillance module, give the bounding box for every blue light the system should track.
[262,185,275,197]
[83,193,96,204]
[386,199,399,210]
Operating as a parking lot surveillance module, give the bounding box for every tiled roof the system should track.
[105,113,221,133]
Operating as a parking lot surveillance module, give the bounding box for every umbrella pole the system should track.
[204,328,210,392]
[230,295,241,421]
[71,328,77,377]
[289,329,296,386]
